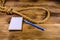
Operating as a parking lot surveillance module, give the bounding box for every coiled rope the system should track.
[0,0,50,24]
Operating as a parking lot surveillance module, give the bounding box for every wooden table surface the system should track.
[0,1,60,40]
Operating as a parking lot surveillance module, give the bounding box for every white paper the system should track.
[8,17,23,30]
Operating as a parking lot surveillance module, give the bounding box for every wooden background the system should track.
[0,0,60,40]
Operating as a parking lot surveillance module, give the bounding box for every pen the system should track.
[23,20,45,31]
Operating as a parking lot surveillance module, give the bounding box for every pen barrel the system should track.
[24,20,45,31]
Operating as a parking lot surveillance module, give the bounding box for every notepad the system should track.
[8,17,23,30]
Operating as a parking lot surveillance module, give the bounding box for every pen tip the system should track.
[42,29,46,31]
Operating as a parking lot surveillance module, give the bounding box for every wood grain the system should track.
[0,1,60,40]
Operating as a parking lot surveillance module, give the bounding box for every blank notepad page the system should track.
[8,17,23,30]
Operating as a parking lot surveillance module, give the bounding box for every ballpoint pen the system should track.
[23,20,45,31]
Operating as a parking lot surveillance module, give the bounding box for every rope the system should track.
[0,0,50,24]
[0,6,50,24]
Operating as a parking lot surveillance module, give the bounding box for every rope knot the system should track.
[6,7,13,15]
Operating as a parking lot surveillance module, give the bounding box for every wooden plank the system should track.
[0,1,60,40]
